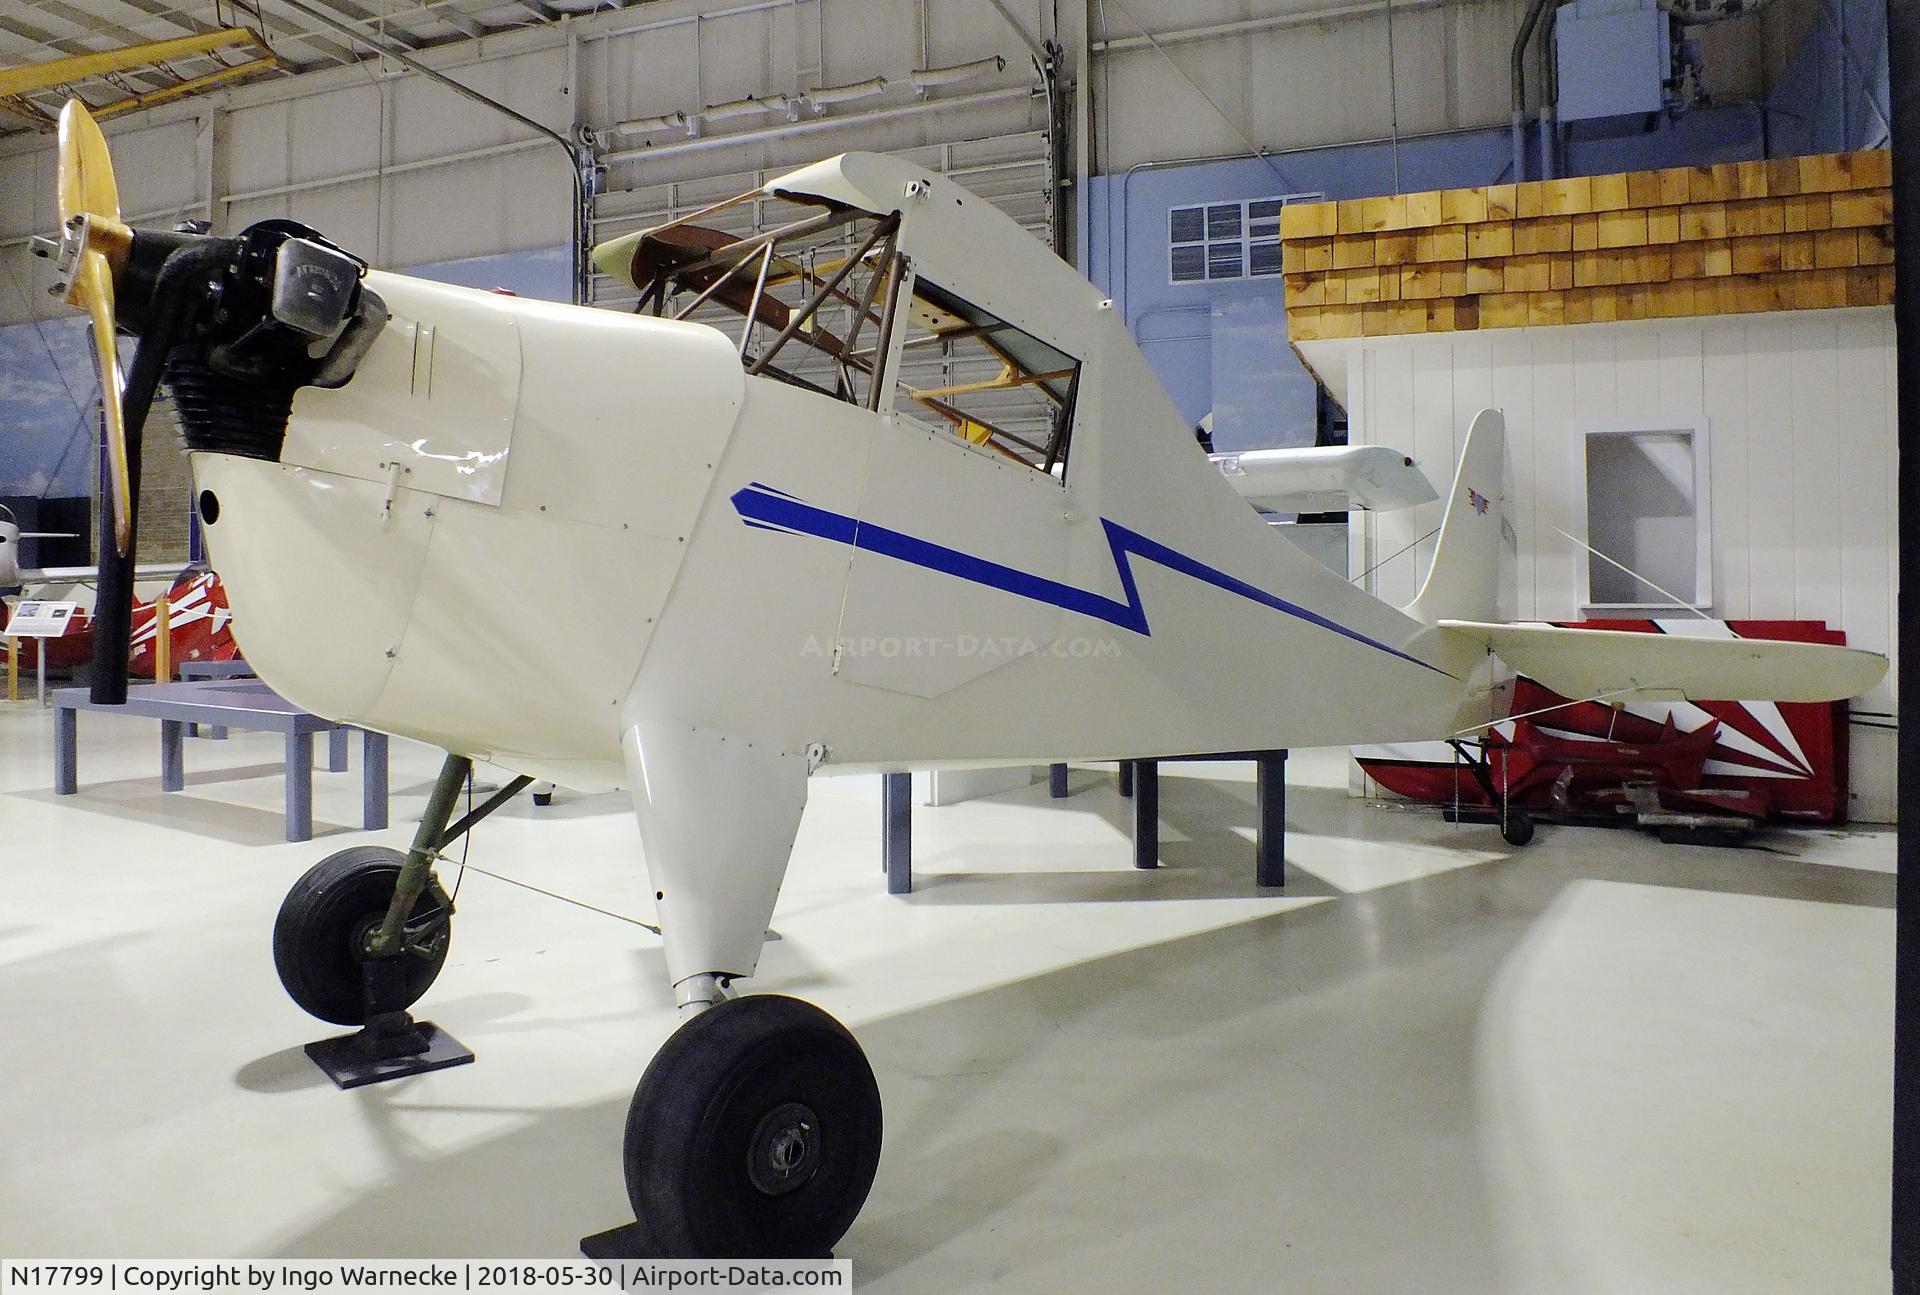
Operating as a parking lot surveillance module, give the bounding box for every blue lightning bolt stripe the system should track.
[731,482,1452,676]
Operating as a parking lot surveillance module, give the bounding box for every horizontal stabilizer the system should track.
[1438,620,1887,703]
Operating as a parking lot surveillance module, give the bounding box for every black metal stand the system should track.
[578,1219,831,1262]
[304,954,474,1089]
[579,1220,660,1260]
[300,752,528,1089]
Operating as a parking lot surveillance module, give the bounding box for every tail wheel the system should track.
[273,846,451,1026]
[1500,808,1536,847]
[623,995,882,1258]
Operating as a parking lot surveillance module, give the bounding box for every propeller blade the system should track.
[55,99,140,702]
[57,99,120,226]
[74,249,132,556]
[55,102,135,558]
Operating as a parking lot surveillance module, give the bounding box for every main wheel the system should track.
[273,846,452,1026]
[1500,808,1536,847]
[624,994,882,1259]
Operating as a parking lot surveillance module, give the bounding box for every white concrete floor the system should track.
[0,697,1894,1291]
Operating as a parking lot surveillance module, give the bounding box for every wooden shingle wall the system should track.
[1281,152,1895,341]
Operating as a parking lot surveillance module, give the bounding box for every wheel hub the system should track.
[747,1102,821,1197]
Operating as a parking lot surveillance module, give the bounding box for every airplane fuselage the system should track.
[195,267,1490,794]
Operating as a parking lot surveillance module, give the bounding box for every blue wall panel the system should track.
[402,244,572,302]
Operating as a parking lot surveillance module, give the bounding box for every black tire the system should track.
[533,791,553,807]
[1501,809,1536,848]
[273,846,451,1026]
[624,995,882,1259]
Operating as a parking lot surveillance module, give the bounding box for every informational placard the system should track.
[5,599,81,638]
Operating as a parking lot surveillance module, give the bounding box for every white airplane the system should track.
[44,99,1884,1259]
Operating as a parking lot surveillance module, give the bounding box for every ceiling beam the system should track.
[93,52,281,115]
[435,9,487,37]
[94,0,331,70]
[0,26,269,96]
[261,0,429,51]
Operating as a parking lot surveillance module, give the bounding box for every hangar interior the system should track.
[0,0,1910,1288]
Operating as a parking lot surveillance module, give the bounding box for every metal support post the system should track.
[362,732,389,831]
[160,719,184,791]
[1256,750,1287,888]
[54,705,76,793]
[284,730,313,842]
[883,772,912,895]
[1132,760,1159,869]
[153,596,171,682]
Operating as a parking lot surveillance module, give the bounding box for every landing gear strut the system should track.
[1445,738,1535,847]
[275,751,531,1087]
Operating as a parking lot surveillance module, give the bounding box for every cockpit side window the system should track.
[889,277,1081,477]
[622,194,904,408]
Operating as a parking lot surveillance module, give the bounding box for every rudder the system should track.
[1402,408,1505,626]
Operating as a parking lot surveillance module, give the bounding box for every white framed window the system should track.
[1169,194,1321,285]
[1579,418,1712,609]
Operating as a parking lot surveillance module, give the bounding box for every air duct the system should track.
[910,55,1006,95]
[703,94,793,122]
[616,109,693,137]
[805,76,888,109]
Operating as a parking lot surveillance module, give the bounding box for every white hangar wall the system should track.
[1305,307,1898,822]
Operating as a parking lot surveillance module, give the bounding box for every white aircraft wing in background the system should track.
[1212,444,1439,513]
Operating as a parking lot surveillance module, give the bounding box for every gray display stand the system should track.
[52,680,388,842]
[881,753,1288,894]
[175,659,257,738]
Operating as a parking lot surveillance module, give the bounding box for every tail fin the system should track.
[1403,408,1505,626]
